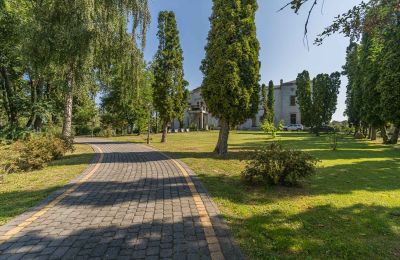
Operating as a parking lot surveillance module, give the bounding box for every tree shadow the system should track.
[191,158,400,208]
[0,215,243,259]
[228,204,400,259]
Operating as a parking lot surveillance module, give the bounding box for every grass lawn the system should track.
[111,131,400,259]
[0,144,94,226]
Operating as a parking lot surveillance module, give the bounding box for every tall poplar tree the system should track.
[152,11,187,143]
[378,11,400,144]
[261,84,268,120]
[295,70,313,127]
[266,80,275,123]
[201,0,260,155]
[343,42,363,134]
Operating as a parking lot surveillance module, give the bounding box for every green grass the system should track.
[111,131,400,259]
[0,144,94,226]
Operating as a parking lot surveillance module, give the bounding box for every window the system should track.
[290,114,297,125]
[290,96,296,106]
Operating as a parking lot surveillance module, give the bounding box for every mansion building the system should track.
[172,80,302,130]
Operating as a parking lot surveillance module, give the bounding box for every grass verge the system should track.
[0,144,94,226]
[110,131,400,259]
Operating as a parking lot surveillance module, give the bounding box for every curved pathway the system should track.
[0,138,243,260]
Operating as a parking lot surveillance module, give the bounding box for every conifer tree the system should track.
[295,70,313,127]
[266,80,275,123]
[261,84,268,120]
[378,13,400,144]
[343,42,363,134]
[152,11,187,143]
[201,0,260,155]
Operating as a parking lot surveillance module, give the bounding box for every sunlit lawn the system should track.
[111,131,400,259]
[0,144,94,226]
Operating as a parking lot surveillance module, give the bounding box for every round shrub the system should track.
[241,142,319,186]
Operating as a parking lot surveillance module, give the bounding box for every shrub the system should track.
[0,143,19,182]
[15,135,74,171]
[242,142,319,186]
[260,120,277,138]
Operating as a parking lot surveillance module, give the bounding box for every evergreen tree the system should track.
[358,33,385,141]
[261,84,268,120]
[266,80,275,123]
[378,11,400,144]
[295,70,313,127]
[152,11,187,143]
[343,42,363,134]
[201,0,260,155]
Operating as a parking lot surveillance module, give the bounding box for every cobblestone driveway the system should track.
[0,139,243,260]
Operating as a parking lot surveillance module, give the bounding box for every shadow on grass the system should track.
[193,158,400,207]
[229,203,400,259]
[0,187,65,225]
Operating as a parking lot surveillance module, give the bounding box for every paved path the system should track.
[0,139,243,260]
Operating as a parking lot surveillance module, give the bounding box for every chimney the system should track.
[280,79,283,86]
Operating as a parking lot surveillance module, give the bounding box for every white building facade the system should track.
[171,80,302,130]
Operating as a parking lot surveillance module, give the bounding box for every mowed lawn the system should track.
[111,131,400,259]
[0,144,94,226]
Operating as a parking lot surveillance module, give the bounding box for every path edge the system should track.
[142,144,246,260]
[0,143,101,241]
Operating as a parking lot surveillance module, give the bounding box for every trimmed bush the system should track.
[0,135,74,172]
[242,142,319,186]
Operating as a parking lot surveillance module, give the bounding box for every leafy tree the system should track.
[152,11,187,143]
[0,0,150,139]
[28,1,150,139]
[201,0,260,155]
[296,71,313,127]
[312,73,341,135]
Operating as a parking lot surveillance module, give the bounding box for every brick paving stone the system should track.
[0,138,243,259]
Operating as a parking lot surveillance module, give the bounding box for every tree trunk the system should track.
[161,122,168,143]
[381,126,389,144]
[0,67,18,127]
[62,74,74,139]
[367,126,372,139]
[389,126,399,144]
[214,119,229,155]
[370,127,377,141]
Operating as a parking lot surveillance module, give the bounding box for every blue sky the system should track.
[143,0,363,121]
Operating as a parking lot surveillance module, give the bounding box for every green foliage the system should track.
[378,17,400,128]
[241,142,318,186]
[296,70,340,133]
[152,11,187,140]
[0,134,73,173]
[267,80,275,122]
[201,0,260,126]
[343,42,362,130]
[296,71,313,127]
[260,119,277,138]
[312,72,341,132]
[0,0,150,138]
[16,135,72,171]
[201,0,260,154]
[262,80,275,123]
